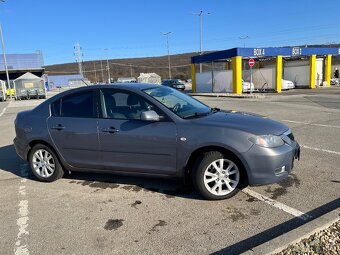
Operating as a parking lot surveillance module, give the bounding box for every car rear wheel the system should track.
[192,151,241,200]
[29,144,64,182]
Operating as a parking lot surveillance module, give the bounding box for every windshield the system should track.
[143,86,212,119]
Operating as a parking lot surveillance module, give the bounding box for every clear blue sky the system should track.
[1,0,339,65]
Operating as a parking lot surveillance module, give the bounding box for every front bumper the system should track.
[243,140,300,186]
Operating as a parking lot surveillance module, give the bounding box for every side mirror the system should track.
[141,110,160,122]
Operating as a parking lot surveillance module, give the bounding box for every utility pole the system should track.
[130,64,133,77]
[74,42,83,76]
[193,11,210,73]
[100,60,104,83]
[239,36,249,48]
[93,62,97,83]
[104,48,111,83]
[0,23,11,99]
[162,32,172,79]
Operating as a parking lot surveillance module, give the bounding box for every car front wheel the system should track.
[193,151,241,200]
[29,144,64,182]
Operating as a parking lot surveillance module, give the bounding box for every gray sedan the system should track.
[14,84,300,200]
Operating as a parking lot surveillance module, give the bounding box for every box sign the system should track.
[240,47,340,57]
[292,47,302,56]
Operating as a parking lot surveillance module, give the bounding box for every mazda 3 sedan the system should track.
[14,84,300,200]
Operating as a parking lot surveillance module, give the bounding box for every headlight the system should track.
[249,135,284,148]
[20,89,26,93]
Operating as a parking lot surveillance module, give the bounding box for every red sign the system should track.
[248,58,255,67]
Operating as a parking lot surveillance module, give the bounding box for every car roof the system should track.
[58,83,160,95]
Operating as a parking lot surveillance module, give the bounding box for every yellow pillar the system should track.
[191,64,196,92]
[232,56,242,94]
[275,56,283,93]
[325,54,332,87]
[309,55,316,89]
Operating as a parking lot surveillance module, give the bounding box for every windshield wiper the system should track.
[183,111,211,119]
[211,107,220,112]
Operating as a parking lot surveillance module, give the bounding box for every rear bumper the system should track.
[244,141,300,186]
[13,137,29,161]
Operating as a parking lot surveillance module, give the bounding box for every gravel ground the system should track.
[276,220,339,255]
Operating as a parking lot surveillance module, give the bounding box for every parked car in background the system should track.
[162,79,186,90]
[242,80,254,92]
[330,78,339,86]
[282,79,295,90]
[0,80,6,102]
[14,83,300,200]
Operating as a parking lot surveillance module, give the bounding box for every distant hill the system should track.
[44,44,340,83]
[44,52,202,83]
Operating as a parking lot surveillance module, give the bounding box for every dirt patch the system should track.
[71,180,120,189]
[223,207,248,222]
[130,200,142,209]
[150,220,167,232]
[104,219,124,231]
[223,207,261,222]
[265,174,300,199]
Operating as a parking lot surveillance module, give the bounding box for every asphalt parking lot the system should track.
[0,88,339,255]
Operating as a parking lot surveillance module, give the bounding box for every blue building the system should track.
[0,52,44,81]
[47,74,85,88]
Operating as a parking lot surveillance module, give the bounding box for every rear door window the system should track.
[51,90,97,118]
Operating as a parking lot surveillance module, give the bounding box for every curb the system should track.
[241,208,339,255]
[189,93,265,99]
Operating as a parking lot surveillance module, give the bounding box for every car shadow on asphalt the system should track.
[0,144,201,200]
[0,144,27,177]
[63,171,201,200]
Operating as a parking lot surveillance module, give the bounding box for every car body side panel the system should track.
[175,122,254,176]
[47,117,102,169]
[98,118,177,174]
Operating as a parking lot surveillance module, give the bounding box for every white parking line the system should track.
[14,164,30,255]
[242,188,312,221]
[302,145,340,156]
[0,107,7,117]
[0,101,11,117]
[282,119,340,129]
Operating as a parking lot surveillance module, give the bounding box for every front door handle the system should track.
[102,127,119,134]
[50,124,65,131]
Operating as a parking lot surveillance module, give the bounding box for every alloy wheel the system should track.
[203,158,240,196]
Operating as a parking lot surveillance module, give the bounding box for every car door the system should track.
[98,88,177,174]
[47,89,101,169]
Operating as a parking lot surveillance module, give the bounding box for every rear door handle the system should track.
[50,124,65,131]
[102,127,119,133]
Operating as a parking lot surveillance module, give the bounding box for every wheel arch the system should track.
[27,140,64,167]
[185,145,249,186]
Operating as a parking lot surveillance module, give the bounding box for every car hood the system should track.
[192,111,289,135]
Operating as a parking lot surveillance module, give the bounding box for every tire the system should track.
[192,151,242,200]
[29,144,64,182]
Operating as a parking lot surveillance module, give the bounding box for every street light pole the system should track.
[0,1,10,99]
[0,23,11,99]
[162,32,172,79]
[193,11,210,73]
[239,35,249,48]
